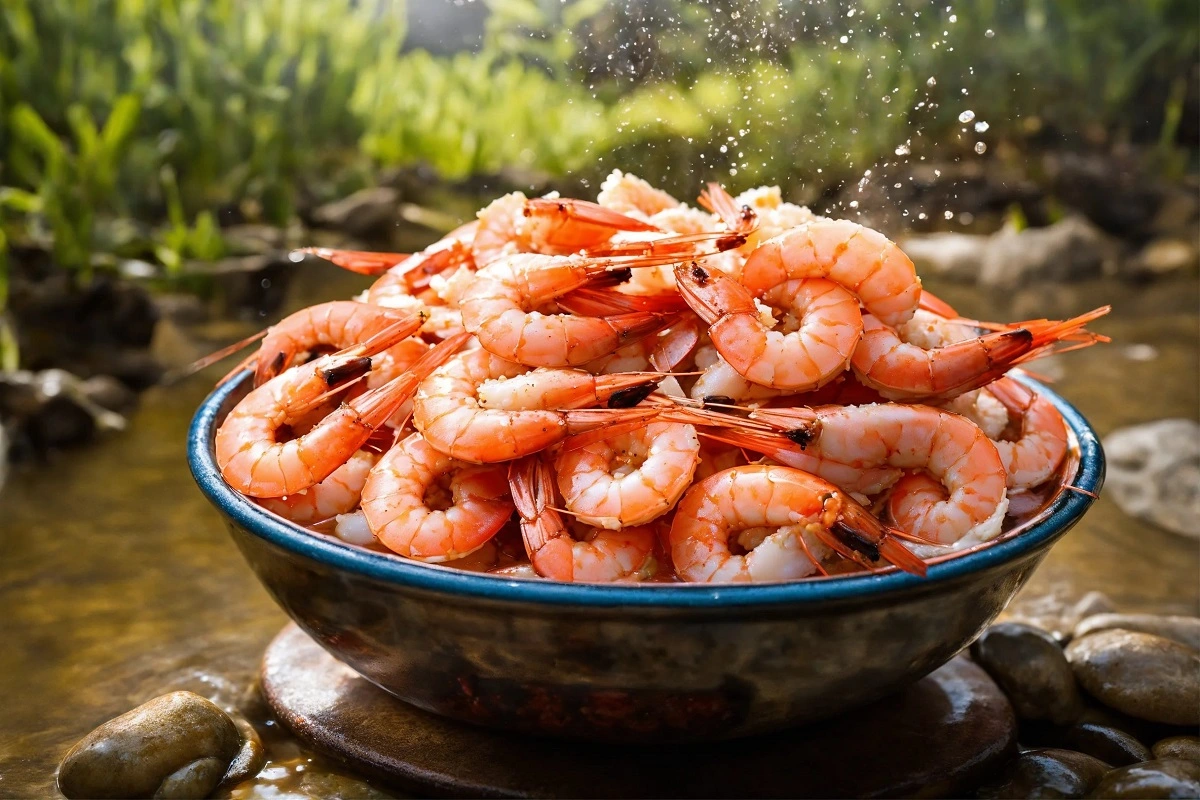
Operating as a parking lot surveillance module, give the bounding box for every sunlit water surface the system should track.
[1,262,1196,797]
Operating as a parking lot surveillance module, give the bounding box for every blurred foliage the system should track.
[0,0,1194,290]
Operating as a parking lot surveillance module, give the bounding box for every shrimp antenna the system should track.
[1064,484,1099,499]
[166,328,269,386]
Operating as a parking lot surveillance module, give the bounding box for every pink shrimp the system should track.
[508,455,658,582]
[361,432,513,562]
[850,306,1111,402]
[251,301,427,387]
[674,262,863,392]
[740,219,922,327]
[412,346,664,463]
[987,376,1069,490]
[668,465,927,582]
[215,328,467,498]
[257,450,379,524]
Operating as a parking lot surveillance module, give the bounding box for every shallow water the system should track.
[0,264,1196,797]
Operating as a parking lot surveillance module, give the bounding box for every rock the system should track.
[1154,736,1200,765]
[1104,419,1200,538]
[219,716,267,789]
[978,217,1122,289]
[311,187,401,237]
[1069,592,1117,625]
[80,375,139,416]
[976,748,1110,799]
[58,691,241,799]
[153,294,209,327]
[1062,723,1153,766]
[1150,188,1199,238]
[1074,614,1200,651]
[900,232,988,282]
[1125,238,1199,279]
[972,623,1084,724]
[1065,631,1200,725]
[220,224,287,256]
[1087,758,1200,799]
[1045,151,1163,238]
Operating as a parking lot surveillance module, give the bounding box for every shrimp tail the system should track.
[556,285,691,316]
[524,197,662,234]
[295,247,410,275]
[918,289,959,319]
[986,375,1035,416]
[508,455,573,579]
[601,311,679,349]
[586,229,751,259]
[592,372,663,408]
[1020,305,1112,354]
[673,261,756,324]
[698,182,758,235]
[561,407,662,451]
[817,499,929,577]
[650,318,702,372]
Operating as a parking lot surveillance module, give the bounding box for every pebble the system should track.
[1065,631,1200,726]
[1087,758,1200,798]
[1153,736,1200,765]
[58,691,241,799]
[971,623,1084,724]
[1074,614,1200,651]
[221,716,267,790]
[1061,723,1152,767]
[976,748,1110,799]
[1103,419,1200,539]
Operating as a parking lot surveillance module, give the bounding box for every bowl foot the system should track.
[261,624,1016,798]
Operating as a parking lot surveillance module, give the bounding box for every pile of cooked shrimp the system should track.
[211,171,1109,584]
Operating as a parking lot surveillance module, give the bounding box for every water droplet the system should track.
[894,142,911,156]
[949,13,957,22]
[974,121,990,133]
[719,144,728,153]
[729,168,738,176]
[839,35,848,44]
[974,142,987,154]
[943,210,954,220]
[881,95,891,104]
[958,109,975,124]
[984,28,995,38]
[926,77,937,87]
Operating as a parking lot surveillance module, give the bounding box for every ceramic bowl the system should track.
[189,373,1103,742]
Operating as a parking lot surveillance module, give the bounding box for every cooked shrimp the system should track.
[472,191,662,266]
[508,455,658,582]
[554,420,700,529]
[851,306,1111,402]
[460,252,682,367]
[257,450,379,524]
[740,219,922,327]
[692,441,748,482]
[731,185,821,244]
[366,237,476,307]
[412,346,662,463]
[689,346,786,405]
[668,465,927,582]
[675,263,863,392]
[740,403,1009,546]
[361,432,513,561]
[987,376,1069,490]
[216,326,467,498]
[252,302,427,387]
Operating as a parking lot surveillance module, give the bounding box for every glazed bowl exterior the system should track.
[189,373,1104,742]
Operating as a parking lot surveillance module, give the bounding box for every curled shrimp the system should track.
[509,455,658,582]
[740,219,922,328]
[675,263,863,392]
[361,432,514,562]
[669,465,927,582]
[554,419,701,530]
[851,306,1111,402]
[258,450,379,524]
[216,326,466,498]
[412,346,663,463]
[250,302,427,387]
[737,403,1009,547]
[459,251,684,367]
[987,376,1069,490]
[367,237,476,307]
[597,170,683,217]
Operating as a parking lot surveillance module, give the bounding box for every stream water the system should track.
[1,262,1196,797]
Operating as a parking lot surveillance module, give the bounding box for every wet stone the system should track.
[1087,758,1200,799]
[1065,630,1200,726]
[1104,419,1200,539]
[1061,723,1153,767]
[972,622,1084,724]
[1153,736,1200,765]
[976,748,1110,799]
[1074,614,1200,651]
[58,691,241,799]
[219,716,267,790]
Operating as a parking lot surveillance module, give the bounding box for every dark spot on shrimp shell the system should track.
[832,521,882,562]
[268,350,287,376]
[784,424,819,449]
[716,233,748,251]
[690,264,710,285]
[608,383,658,408]
[701,395,739,409]
[321,356,372,386]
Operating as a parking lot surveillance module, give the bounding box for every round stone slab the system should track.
[261,624,1015,798]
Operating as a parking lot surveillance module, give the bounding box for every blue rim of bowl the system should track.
[189,372,1104,608]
